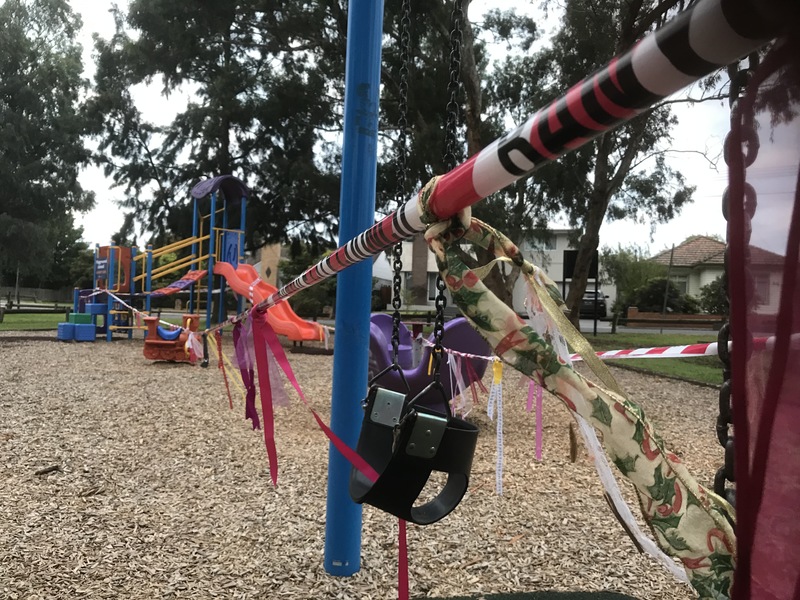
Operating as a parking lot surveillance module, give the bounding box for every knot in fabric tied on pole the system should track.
[349,375,478,526]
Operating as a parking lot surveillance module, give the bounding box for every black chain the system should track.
[428,0,464,377]
[715,52,760,508]
[390,0,412,365]
[443,0,464,172]
[431,276,448,381]
[391,242,404,364]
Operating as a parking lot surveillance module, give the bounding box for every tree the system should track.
[601,244,667,315]
[699,275,729,315]
[480,0,697,327]
[0,0,94,291]
[85,0,348,250]
[378,1,539,307]
[42,221,94,290]
[280,242,337,319]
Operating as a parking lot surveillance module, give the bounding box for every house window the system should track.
[530,236,556,251]
[754,273,770,306]
[427,273,439,301]
[670,275,688,295]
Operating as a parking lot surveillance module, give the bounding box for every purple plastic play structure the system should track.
[369,312,414,368]
[368,315,491,408]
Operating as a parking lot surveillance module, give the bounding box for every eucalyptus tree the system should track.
[86,0,348,249]
[483,0,697,324]
[0,0,94,289]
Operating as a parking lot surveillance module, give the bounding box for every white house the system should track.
[392,230,617,313]
[651,235,783,315]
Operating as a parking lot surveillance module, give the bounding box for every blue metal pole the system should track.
[324,0,384,577]
[145,245,153,315]
[206,192,218,327]
[129,247,137,339]
[106,245,116,342]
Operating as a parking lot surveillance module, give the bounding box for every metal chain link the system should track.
[431,276,448,381]
[428,0,464,377]
[390,0,412,365]
[443,0,464,172]
[716,52,760,508]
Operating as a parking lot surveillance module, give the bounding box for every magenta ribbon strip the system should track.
[252,314,280,487]
[398,519,408,600]
[256,311,379,484]
[232,322,259,429]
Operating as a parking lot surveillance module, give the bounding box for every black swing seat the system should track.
[349,385,478,525]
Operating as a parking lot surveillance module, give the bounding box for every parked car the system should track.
[580,291,608,318]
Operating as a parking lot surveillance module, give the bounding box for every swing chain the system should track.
[390,0,412,365]
[391,243,404,363]
[395,0,412,200]
[431,275,447,380]
[443,0,464,172]
[715,52,760,507]
[424,0,463,379]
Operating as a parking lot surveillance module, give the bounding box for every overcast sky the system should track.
[70,0,796,257]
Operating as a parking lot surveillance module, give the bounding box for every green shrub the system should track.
[628,277,699,314]
[699,275,729,315]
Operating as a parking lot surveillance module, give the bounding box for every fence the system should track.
[0,286,73,305]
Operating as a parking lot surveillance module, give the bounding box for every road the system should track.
[577,318,719,336]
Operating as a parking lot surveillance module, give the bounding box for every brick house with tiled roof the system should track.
[651,236,784,313]
[651,236,726,298]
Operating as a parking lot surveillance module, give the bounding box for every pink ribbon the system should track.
[255,310,379,484]
[251,313,280,486]
[398,519,408,600]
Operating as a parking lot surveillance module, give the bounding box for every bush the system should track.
[628,277,700,314]
[601,244,668,316]
[699,276,729,315]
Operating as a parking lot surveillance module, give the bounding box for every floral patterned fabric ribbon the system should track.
[419,178,736,599]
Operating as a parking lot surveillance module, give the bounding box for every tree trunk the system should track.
[565,189,610,328]
[564,135,613,329]
[411,235,429,306]
[460,0,483,157]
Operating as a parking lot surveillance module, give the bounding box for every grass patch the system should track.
[0,312,65,331]
[1,314,722,385]
[582,332,722,387]
[0,311,208,334]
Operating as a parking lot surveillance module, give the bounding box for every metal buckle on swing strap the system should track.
[405,411,447,458]
[368,387,405,427]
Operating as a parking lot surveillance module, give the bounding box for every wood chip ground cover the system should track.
[0,332,719,599]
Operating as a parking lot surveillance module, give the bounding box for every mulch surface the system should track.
[0,331,718,599]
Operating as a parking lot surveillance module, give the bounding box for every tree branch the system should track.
[628,147,720,172]
[652,92,727,109]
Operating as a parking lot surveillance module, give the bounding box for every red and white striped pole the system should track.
[255,0,775,312]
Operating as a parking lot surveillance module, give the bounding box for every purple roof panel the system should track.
[190,175,250,202]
